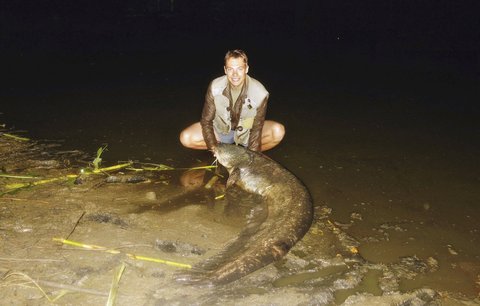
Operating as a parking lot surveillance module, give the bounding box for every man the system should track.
[180,49,284,152]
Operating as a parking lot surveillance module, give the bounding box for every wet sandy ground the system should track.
[0,135,363,305]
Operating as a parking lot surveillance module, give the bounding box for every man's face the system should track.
[224,57,249,88]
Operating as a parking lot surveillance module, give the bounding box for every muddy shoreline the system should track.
[1,127,479,305]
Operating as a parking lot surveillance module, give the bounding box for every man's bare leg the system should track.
[179,120,285,151]
[260,120,285,151]
[179,122,208,150]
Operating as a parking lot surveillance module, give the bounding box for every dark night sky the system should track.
[3,1,479,56]
[2,0,479,112]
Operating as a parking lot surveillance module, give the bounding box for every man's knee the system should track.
[261,121,285,151]
[179,129,193,148]
[272,122,285,143]
[180,123,207,149]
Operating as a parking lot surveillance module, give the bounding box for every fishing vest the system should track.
[211,75,268,147]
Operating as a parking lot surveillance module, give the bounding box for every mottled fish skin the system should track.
[176,144,313,286]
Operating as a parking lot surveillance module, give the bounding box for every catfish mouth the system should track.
[212,146,221,162]
[213,145,233,169]
[212,146,224,165]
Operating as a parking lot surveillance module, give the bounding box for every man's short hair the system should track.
[224,49,248,66]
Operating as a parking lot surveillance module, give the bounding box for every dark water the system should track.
[2,4,480,300]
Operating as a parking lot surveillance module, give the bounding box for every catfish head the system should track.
[213,144,253,172]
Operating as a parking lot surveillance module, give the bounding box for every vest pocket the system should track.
[240,117,254,129]
[214,115,231,134]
